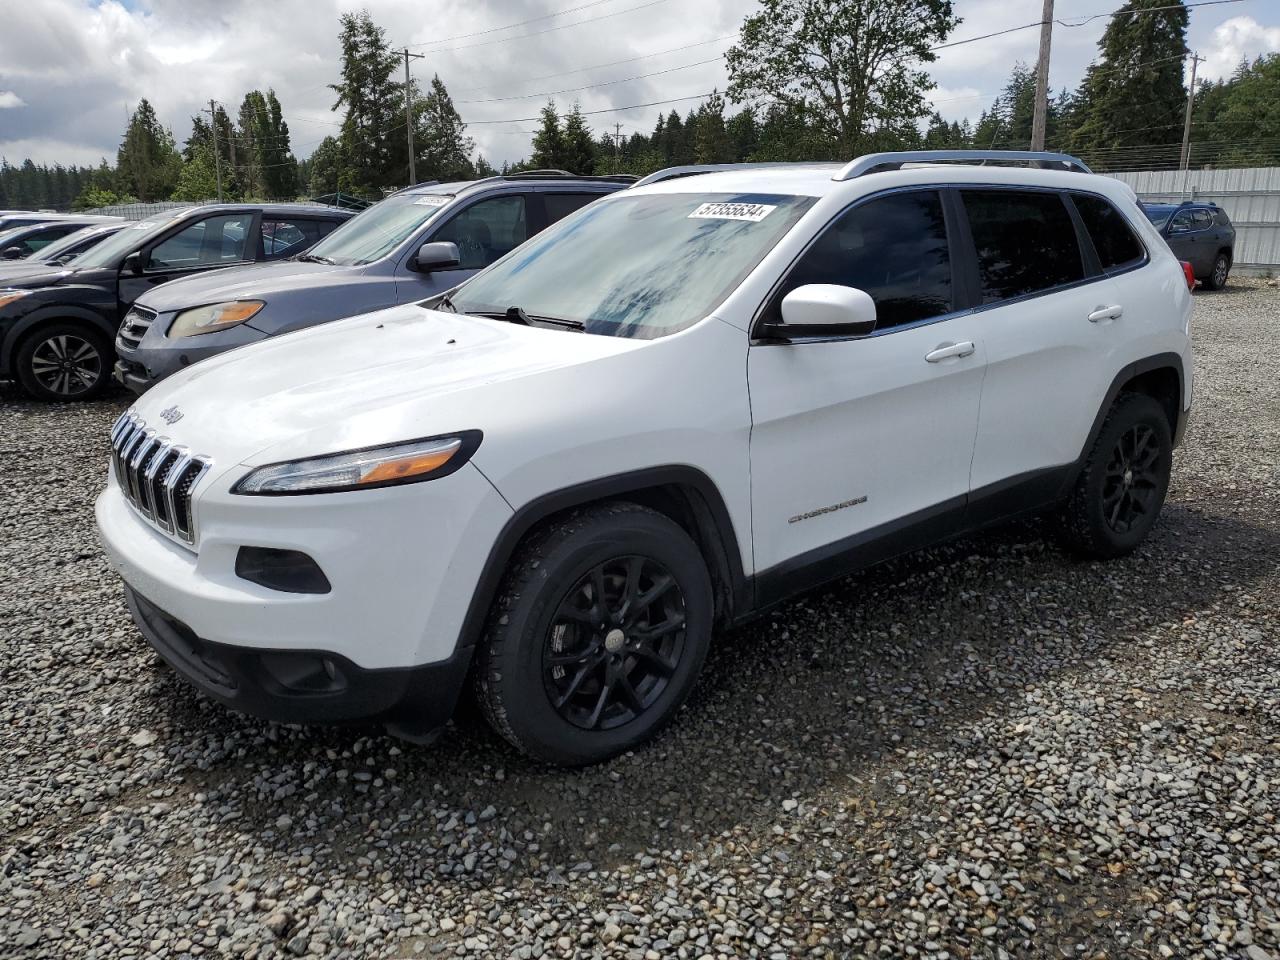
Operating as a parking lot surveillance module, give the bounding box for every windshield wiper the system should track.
[296,253,336,264]
[457,304,586,331]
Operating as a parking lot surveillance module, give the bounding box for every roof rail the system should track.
[631,162,825,189]
[833,150,1092,182]
[499,169,638,183]
[502,169,577,179]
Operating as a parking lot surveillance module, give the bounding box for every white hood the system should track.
[129,304,645,470]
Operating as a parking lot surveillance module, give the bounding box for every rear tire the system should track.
[1204,252,1230,290]
[14,322,112,401]
[473,501,713,766]
[1058,392,1172,559]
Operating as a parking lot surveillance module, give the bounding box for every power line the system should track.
[463,91,715,125]
[457,56,725,104]
[408,0,622,47]
[410,0,673,53]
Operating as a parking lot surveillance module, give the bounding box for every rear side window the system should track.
[1072,194,1144,271]
[544,193,602,224]
[961,190,1084,303]
[260,218,331,260]
[1192,209,1214,229]
[776,190,953,330]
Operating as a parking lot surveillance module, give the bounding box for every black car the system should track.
[0,203,353,401]
[0,216,122,260]
[1142,200,1235,289]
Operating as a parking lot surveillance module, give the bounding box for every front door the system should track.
[397,194,530,301]
[748,189,985,592]
[118,211,258,311]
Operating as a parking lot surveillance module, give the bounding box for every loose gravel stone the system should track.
[2,280,1279,959]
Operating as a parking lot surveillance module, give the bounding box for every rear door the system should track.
[960,187,1128,514]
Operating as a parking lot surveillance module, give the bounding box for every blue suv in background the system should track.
[1142,200,1236,289]
[114,171,635,393]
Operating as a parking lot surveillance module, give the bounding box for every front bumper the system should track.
[114,320,269,393]
[125,586,469,736]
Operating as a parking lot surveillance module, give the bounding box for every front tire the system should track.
[1058,392,1173,559]
[1204,252,1230,290]
[474,502,713,766]
[14,322,112,401]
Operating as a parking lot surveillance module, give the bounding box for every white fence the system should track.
[1109,167,1280,274]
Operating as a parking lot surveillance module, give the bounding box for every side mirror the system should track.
[415,241,461,272]
[767,284,877,340]
[122,251,146,274]
[1,246,23,260]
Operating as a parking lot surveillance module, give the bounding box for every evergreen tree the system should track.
[308,136,345,196]
[727,108,760,160]
[694,91,733,163]
[330,10,403,193]
[531,101,567,169]
[116,98,182,201]
[1067,0,1189,155]
[416,74,475,182]
[561,103,596,174]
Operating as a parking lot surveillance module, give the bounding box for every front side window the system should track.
[148,213,255,269]
[1073,194,1144,271]
[1169,210,1194,234]
[771,190,953,330]
[432,196,528,270]
[306,193,452,266]
[448,192,814,339]
[24,224,84,252]
[70,209,188,269]
[961,190,1084,303]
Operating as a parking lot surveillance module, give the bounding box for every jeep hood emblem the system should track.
[160,405,183,425]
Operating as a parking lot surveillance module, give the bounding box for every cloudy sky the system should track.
[1,0,1278,171]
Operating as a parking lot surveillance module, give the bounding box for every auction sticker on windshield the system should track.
[414,196,452,207]
[689,202,776,222]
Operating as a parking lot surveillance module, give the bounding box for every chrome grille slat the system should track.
[108,412,210,546]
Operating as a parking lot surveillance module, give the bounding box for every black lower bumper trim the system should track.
[124,586,471,737]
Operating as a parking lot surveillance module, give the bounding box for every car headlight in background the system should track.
[233,432,482,495]
[0,289,31,309]
[168,300,265,338]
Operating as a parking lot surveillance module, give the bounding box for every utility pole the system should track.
[206,99,224,202]
[1180,52,1204,171]
[1030,0,1054,151]
[613,122,623,172]
[401,48,425,186]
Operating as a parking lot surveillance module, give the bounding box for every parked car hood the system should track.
[0,263,77,288]
[135,260,365,311]
[128,304,646,470]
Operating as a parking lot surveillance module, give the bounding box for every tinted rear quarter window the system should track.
[544,192,603,224]
[776,190,953,330]
[1072,194,1145,271]
[961,190,1084,303]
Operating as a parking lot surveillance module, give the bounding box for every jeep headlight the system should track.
[233,433,481,495]
[168,300,265,338]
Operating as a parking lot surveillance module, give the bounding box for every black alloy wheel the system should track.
[544,556,687,731]
[1100,423,1162,534]
[15,323,111,401]
[474,501,713,766]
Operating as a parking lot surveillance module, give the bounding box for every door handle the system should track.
[924,341,975,363]
[1088,305,1123,323]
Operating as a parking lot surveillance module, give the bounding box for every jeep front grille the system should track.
[109,412,211,545]
[117,306,157,350]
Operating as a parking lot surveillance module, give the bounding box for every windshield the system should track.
[447,192,814,338]
[0,226,27,249]
[72,209,189,269]
[1142,204,1177,229]
[32,224,117,263]
[305,193,453,265]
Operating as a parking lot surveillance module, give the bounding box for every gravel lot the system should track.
[2,279,1279,960]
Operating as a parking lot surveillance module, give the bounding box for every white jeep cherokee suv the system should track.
[96,151,1193,766]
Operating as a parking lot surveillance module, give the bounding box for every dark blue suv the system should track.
[1142,201,1235,289]
[114,171,634,394]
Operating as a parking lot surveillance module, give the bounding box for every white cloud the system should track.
[1201,15,1280,81]
[0,91,26,109]
[0,0,1277,169]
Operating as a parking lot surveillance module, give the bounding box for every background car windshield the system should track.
[30,225,107,263]
[448,193,814,338]
[0,226,26,248]
[305,193,452,265]
[72,211,186,269]
[1142,204,1177,229]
